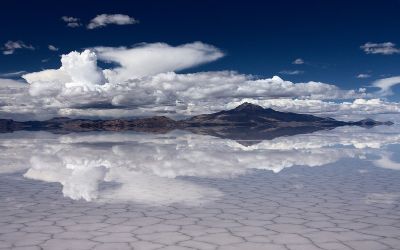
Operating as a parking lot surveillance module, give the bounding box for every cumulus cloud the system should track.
[357,73,371,79]
[22,53,369,117]
[0,42,395,121]
[48,45,59,51]
[60,50,106,85]
[61,16,82,28]
[21,63,395,120]
[292,58,304,64]
[2,40,34,55]
[372,76,400,96]
[279,70,304,75]
[23,50,106,107]
[361,42,400,55]
[87,14,138,29]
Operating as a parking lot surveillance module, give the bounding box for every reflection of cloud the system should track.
[25,161,107,201]
[366,193,399,204]
[373,153,400,170]
[101,170,222,205]
[24,150,222,205]
[1,126,400,204]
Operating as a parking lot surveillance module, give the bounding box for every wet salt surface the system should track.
[1,126,400,250]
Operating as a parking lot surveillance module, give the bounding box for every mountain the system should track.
[0,116,178,133]
[349,118,394,127]
[0,103,393,138]
[183,102,347,127]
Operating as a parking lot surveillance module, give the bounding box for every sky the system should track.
[0,0,400,121]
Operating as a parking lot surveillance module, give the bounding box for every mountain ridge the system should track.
[0,103,393,135]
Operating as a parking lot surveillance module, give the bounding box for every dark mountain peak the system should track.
[47,117,72,122]
[358,118,375,122]
[352,118,394,127]
[232,102,265,112]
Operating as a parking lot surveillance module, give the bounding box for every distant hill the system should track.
[0,103,393,139]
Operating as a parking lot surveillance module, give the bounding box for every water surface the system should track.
[1,126,400,249]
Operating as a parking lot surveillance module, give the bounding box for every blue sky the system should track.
[0,0,400,120]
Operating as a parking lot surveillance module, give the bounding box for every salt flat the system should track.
[0,126,400,250]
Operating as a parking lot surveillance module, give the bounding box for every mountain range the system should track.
[0,103,393,142]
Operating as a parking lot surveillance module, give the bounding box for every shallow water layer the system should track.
[0,126,400,250]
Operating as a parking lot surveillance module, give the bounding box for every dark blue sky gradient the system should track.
[1,0,400,98]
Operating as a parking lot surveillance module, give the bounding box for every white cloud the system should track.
[361,42,400,55]
[0,71,27,78]
[279,70,304,75]
[292,58,304,64]
[48,45,59,51]
[357,73,371,79]
[23,50,106,106]
[2,41,34,55]
[226,98,400,122]
[87,14,138,29]
[0,78,26,88]
[60,50,106,85]
[61,16,79,22]
[372,76,400,96]
[61,16,82,28]
[93,42,224,82]
[0,78,33,119]
[0,42,396,121]
[22,54,369,117]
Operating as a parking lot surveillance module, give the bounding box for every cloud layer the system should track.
[0,42,398,121]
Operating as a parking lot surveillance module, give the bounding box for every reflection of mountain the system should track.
[0,126,399,204]
[186,125,327,145]
[0,103,393,138]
